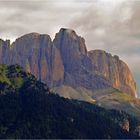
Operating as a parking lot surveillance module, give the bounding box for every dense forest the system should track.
[0,64,139,139]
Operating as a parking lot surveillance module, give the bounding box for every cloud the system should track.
[0,0,89,38]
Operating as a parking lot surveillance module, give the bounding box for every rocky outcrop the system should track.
[0,33,64,87]
[0,39,11,64]
[120,119,130,132]
[0,28,137,98]
[53,28,88,74]
[53,28,112,91]
[88,50,136,97]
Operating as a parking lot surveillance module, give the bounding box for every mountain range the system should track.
[0,28,139,119]
[0,28,139,138]
[0,28,136,95]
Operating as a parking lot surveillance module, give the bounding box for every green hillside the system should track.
[0,64,139,139]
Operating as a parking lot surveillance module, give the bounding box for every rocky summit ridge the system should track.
[0,28,137,99]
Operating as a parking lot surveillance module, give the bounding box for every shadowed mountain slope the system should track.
[0,64,139,139]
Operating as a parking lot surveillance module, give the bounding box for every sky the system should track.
[0,0,140,96]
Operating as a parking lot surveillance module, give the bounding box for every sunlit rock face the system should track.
[53,28,88,73]
[88,50,136,97]
[0,28,137,98]
[2,33,64,87]
[53,28,112,90]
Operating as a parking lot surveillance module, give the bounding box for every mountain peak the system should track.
[18,32,40,39]
[54,28,87,55]
[88,50,136,97]
[15,32,51,42]
[59,28,76,33]
[57,28,79,41]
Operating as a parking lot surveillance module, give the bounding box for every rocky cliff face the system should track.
[0,39,11,64]
[88,50,136,97]
[0,33,64,87]
[53,28,111,91]
[0,28,137,98]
